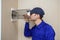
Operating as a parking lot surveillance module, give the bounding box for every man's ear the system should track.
[37,14,39,17]
[34,14,36,16]
[37,14,40,18]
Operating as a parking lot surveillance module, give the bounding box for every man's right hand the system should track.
[23,14,30,22]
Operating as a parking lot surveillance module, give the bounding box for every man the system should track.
[24,7,55,40]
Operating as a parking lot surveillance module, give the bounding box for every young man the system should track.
[24,7,55,40]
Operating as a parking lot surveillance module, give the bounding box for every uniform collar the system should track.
[36,20,46,29]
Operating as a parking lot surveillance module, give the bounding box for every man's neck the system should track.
[35,19,42,26]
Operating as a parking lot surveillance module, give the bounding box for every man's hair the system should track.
[39,15,43,19]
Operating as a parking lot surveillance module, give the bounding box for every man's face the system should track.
[30,13,40,21]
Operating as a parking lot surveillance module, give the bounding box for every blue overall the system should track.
[24,20,55,40]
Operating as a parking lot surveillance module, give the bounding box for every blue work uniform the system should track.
[24,20,55,40]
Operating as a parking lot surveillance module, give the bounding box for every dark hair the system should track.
[39,15,43,19]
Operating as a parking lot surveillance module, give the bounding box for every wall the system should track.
[2,0,18,40]
[58,0,60,39]
[0,0,1,40]
[18,0,60,40]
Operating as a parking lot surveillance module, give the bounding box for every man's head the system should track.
[30,7,45,21]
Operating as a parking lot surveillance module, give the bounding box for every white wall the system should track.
[18,0,60,40]
[0,0,1,40]
[2,0,18,40]
[58,0,60,39]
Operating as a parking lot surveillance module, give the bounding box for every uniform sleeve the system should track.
[24,22,32,37]
[45,25,55,40]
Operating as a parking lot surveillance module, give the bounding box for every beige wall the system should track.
[58,0,60,39]
[18,0,60,40]
[2,0,18,40]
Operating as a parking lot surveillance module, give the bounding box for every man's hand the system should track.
[23,14,30,22]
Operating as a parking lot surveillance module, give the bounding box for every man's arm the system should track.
[24,22,32,37]
[45,25,55,40]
